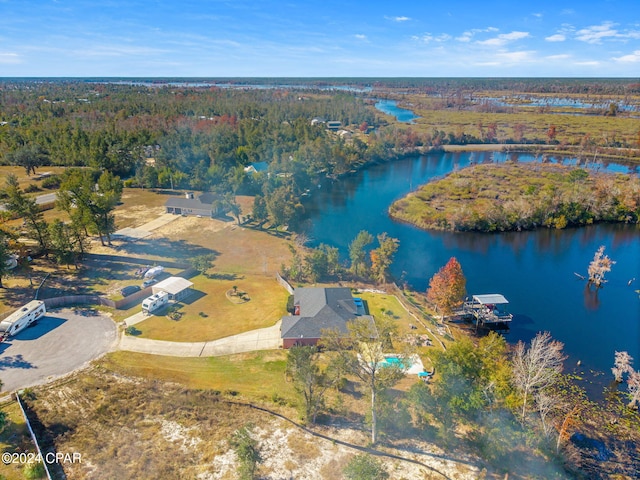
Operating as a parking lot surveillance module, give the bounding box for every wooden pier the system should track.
[460,294,513,330]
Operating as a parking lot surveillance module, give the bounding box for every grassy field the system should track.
[113,188,169,229]
[0,165,68,193]
[401,92,640,153]
[135,274,290,341]
[1,187,292,313]
[23,364,296,480]
[103,350,295,401]
[21,362,483,480]
[390,162,640,232]
[0,400,39,480]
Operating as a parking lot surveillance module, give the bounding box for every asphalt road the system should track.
[0,191,57,211]
[35,192,57,205]
[0,308,118,392]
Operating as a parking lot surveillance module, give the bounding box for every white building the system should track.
[152,276,194,302]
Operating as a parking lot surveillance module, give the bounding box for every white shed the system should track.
[152,276,194,302]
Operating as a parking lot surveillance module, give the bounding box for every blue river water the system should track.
[374,99,420,123]
[301,152,640,391]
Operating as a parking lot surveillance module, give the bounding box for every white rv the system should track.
[141,291,169,314]
[0,300,46,339]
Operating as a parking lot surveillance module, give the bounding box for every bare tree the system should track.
[534,390,563,440]
[588,245,615,288]
[612,351,634,382]
[627,370,640,409]
[512,331,567,420]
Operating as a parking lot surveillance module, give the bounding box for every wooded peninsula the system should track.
[389,162,640,232]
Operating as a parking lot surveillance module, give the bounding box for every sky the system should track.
[1,0,639,77]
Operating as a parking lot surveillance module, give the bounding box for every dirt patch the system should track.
[26,368,483,480]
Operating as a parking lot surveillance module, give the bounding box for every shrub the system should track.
[229,425,261,480]
[23,461,46,480]
[125,326,141,336]
[41,175,61,189]
[343,454,389,480]
[24,184,41,193]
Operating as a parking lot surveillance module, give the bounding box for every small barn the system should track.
[152,276,194,302]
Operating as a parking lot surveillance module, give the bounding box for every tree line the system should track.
[280,230,399,285]
[0,168,123,286]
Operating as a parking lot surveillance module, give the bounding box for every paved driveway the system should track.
[119,321,282,357]
[113,213,179,240]
[0,308,117,392]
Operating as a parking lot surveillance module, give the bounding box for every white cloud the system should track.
[545,54,571,60]
[613,50,640,62]
[575,22,616,43]
[456,27,498,42]
[413,33,451,44]
[545,34,566,42]
[477,31,530,46]
[574,61,600,66]
[73,45,169,58]
[495,50,535,63]
[532,13,543,18]
[574,23,640,43]
[0,53,21,64]
[354,34,368,41]
[390,16,411,22]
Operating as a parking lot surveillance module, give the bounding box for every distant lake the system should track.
[374,100,420,123]
[302,152,640,393]
[487,95,639,112]
[99,80,372,92]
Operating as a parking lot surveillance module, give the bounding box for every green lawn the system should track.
[356,290,438,367]
[135,274,290,341]
[102,350,296,402]
[0,401,38,480]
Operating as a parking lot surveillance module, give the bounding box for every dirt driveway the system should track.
[0,308,118,392]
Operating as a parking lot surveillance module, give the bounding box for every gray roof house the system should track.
[280,287,373,348]
[165,192,224,217]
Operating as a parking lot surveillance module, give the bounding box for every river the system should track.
[301,151,640,392]
[374,99,420,123]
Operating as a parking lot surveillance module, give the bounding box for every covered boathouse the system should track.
[461,294,513,329]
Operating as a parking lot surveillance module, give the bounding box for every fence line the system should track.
[275,272,294,294]
[43,295,116,309]
[15,393,53,480]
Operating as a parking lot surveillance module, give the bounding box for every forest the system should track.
[2,78,639,233]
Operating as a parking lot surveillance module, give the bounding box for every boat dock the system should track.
[459,294,513,330]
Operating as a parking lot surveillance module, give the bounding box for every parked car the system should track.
[120,285,141,297]
[141,278,157,289]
